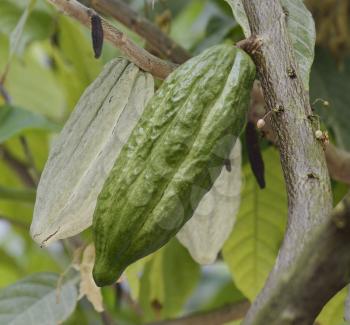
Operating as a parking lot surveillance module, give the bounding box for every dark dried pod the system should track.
[91,14,104,59]
[245,121,266,189]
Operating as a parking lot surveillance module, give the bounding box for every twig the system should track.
[100,310,116,325]
[147,301,250,325]
[47,0,177,79]
[240,0,333,324]
[0,145,37,188]
[19,137,40,185]
[89,0,191,64]
[325,144,350,184]
[0,82,11,102]
[241,191,350,324]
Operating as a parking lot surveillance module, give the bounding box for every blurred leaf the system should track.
[224,0,250,36]
[318,288,347,325]
[225,0,316,90]
[0,264,21,288]
[0,247,22,272]
[1,0,53,14]
[140,239,200,320]
[333,181,349,205]
[49,42,94,111]
[0,104,59,143]
[311,48,350,151]
[5,44,66,121]
[222,148,287,300]
[22,131,50,171]
[0,186,35,202]
[224,320,241,325]
[0,1,53,51]
[58,16,102,90]
[9,0,36,56]
[212,0,235,16]
[282,0,316,89]
[190,263,245,312]
[193,14,236,53]
[201,281,245,312]
[346,286,350,322]
[0,272,78,325]
[171,1,225,51]
[23,244,64,275]
[170,0,207,50]
[0,159,34,223]
[125,255,153,301]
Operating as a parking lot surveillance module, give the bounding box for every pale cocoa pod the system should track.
[30,58,154,246]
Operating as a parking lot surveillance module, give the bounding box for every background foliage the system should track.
[0,0,349,324]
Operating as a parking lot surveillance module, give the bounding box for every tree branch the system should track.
[148,301,250,325]
[88,0,191,64]
[325,144,350,184]
[249,81,350,185]
[47,0,177,79]
[241,191,350,324]
[240,0,333,324]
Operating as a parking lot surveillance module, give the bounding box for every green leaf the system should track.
[282,0,316,89]
[224,320,241,325]
[193,263,245,311]
[171,0,227,51]
[0,186,35,202]
[0,272,78,325]
[0,105,59,143]
[224,0,250,36]
[311,48,350,151]
[222,147,287,300]
[9,0,36,56]
[170,0,208,50]
[0,264,21,288]
[193,14,238,54]
[58,16,102,89]
[139,239,200,320]
[0,158,34,223]
[317,288,347,325]
[5,45,66,121]
[125,255,153,301]
[0,1,53,51]
[225,0,315,90]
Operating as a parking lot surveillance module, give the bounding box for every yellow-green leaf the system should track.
[222,147,287,300]
[318,288,347,325]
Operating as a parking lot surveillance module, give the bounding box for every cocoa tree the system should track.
[0,1,349,324]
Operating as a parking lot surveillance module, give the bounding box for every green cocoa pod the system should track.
[30,58,154,246]
[93,44,256,286]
